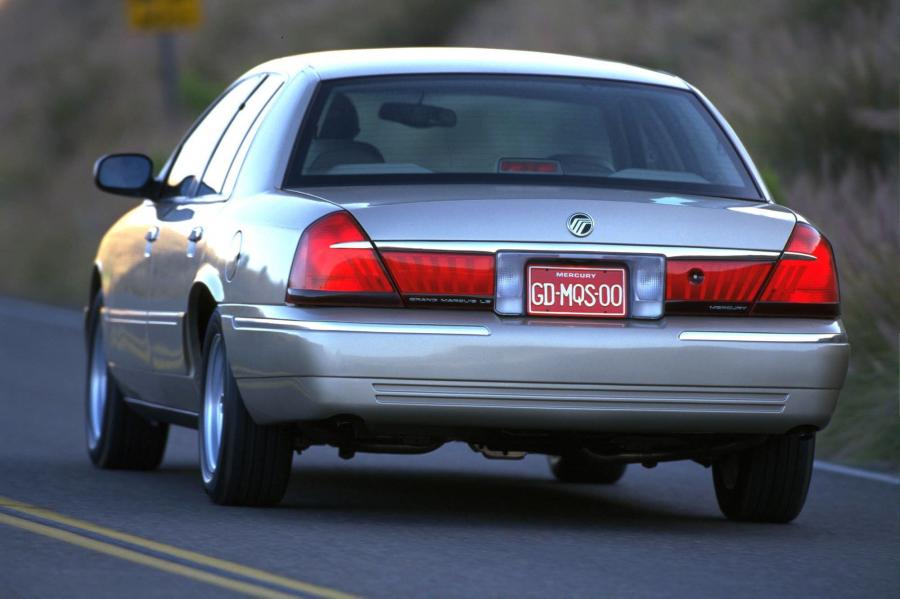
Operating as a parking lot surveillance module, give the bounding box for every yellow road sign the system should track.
[127,0,201,31]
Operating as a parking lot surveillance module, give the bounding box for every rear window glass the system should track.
[285,75,760,200]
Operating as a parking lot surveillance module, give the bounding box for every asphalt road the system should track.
[0,297,897,598]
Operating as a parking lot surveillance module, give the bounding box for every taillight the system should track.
[755,223,839,317]
[666,260,774,315]
[286,211,401,306]
[665,222,839,318]
[286,211,496,309]
[667,261,774,304]
[381,252,495,307]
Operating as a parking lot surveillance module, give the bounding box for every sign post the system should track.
[127,0,202,121]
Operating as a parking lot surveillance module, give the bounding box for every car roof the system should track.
[247,47,689,89]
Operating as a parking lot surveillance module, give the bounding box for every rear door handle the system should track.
[144,226,159,258]
[188,226,203,243]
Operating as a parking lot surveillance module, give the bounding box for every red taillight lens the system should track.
[381,252,495,297]
[755,223,839,315]
[666,260,774,303]
[664,223,840,318]
[286,212,399,305]
[285,212,497,309]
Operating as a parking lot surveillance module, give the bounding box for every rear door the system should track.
[147,75,284,407]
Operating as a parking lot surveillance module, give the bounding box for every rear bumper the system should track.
[220,304,849,434]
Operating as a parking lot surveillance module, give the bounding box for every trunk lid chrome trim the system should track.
[372,240,779,260]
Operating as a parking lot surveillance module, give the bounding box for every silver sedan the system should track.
[86,48,849,521]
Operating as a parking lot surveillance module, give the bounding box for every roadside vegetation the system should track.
[1,0,895,469]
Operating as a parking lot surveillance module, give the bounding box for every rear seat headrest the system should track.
[318,93,360,140]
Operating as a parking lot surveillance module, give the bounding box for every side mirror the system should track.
[94,153,156,198]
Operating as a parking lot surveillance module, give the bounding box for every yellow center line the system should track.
[0,496,359,599]
[0,512,297,599]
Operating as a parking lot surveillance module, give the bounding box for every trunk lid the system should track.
[291,184,796,250]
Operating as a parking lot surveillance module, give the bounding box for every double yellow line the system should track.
[0,496,358,599]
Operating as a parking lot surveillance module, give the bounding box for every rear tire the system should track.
[199,310,293,506]
[713,434,815,523]
[86,292,169,469]
[548,451,627,484]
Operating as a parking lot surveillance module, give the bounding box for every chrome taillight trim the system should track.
[781,251,818,261]
[331,241,373,249]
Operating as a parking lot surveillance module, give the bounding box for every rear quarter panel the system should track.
[216,192,336,305]
[208,66,329,306]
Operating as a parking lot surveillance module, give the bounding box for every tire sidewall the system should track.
[85,292,118,465]
[713,434,815,522]
[199,310,237,499]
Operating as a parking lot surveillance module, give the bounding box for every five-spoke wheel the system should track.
[85,292,168,469]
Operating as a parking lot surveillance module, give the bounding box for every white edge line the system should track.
[814,460,900,485]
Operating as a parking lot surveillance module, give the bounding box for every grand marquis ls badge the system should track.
[567,213,594,237]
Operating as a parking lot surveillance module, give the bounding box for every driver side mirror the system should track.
[94,153,156,198]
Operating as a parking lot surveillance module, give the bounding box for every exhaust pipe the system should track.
[470,443,526,460]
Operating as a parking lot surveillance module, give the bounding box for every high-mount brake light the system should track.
[285,211,401,306]
[755,222,839,317]
[497,159,562,174]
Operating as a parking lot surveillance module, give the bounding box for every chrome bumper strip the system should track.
[231,317,491,337]
[102,308,181,327]
[104,317,147,326]
[679,331,845,343]
[123,396,199,417]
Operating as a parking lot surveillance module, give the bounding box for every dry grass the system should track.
[0,0,896,468]
[786,168,899,469]
[0,0,474,303]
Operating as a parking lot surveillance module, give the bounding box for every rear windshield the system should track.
[285,75,760,200]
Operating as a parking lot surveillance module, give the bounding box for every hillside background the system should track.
[0,0,896,469]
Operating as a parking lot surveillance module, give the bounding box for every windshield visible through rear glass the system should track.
[285,75,760,200]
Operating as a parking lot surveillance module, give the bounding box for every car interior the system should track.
[305,93,386,173]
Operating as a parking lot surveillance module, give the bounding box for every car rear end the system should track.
[220,62,849,520]
[223,188,848,436]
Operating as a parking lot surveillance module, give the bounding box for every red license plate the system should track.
[527,264,627,317]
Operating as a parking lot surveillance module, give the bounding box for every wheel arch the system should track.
[185,269,224,378]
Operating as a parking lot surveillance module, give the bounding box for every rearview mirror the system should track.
[94,153,155,198]
[378,102,457,129]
